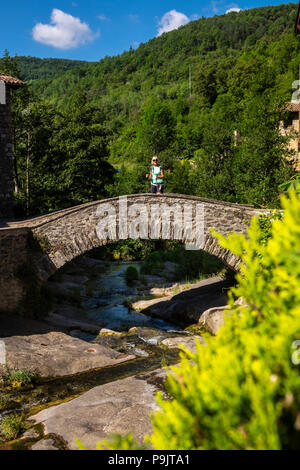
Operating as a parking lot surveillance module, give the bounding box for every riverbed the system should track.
[0,256,228,450]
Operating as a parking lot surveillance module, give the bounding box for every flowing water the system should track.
[67,262,185,359]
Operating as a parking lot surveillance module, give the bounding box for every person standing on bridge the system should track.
[146,156,165,195]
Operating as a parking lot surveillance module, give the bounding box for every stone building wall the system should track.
[0,227,31,312]
[279,109,300,171]
[0,84,14,219]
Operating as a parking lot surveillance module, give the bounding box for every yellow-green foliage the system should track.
[150,193,300,450]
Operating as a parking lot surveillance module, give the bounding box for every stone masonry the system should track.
[0,83,14,219]
[0,75,25,219]
[0,194,267,314]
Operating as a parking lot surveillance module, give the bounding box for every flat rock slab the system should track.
[161,335,204,353]
[31,439,58,451]
[132,296,171,312]
[30,369,167,450]
[133,277,229,326]
[0,331,134,377]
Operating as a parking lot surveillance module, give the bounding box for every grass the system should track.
[0,367,37,389]
[0,395,11,411]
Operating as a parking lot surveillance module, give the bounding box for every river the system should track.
[0,259,200,448]
[73,261,184,351]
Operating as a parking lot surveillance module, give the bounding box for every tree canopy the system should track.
[0,3,299,215]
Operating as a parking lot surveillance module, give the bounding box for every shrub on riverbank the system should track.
[87,240,179,262]
[150,192,300,450]
[125,266,139,286]
[0,367,37,390]
[140,247,224,281]
[0,414,26,441]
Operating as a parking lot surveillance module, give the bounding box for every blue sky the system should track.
[0,0,296,62]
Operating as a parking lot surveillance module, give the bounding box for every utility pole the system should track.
[189,65,192,98]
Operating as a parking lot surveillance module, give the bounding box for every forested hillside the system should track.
[1,3,299,216]
[0,54,90,81]
[16,56,90,81]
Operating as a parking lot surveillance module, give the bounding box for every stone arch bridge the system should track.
[0,194,264,314]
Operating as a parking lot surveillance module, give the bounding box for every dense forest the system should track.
[12,56,91,81]
[1,3,300,216]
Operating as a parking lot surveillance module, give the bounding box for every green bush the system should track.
[125,266,139,285]
[1,368,37,389]
[279,177,300,194]
[91,192,300,450]
[88,240,179,262]
[7,370,36,387]
[140,247,223,281]
[0,395,10,411]
[1,414,26,440]
[140,251,164,276]
[150,192,300,450]
[257,210,283,246]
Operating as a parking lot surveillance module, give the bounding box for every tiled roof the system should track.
[286,102,300,112]
[0,74,25,87]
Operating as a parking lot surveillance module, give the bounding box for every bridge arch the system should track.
[26,194,261,282]
[0,194,265,313]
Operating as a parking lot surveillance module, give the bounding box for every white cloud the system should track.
[226,7,242,14]
[32,9,99,49]
[98,14,109,21]
[157,10,190,36]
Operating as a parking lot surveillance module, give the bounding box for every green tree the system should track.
[50,92,115,208]
[0,49,21,77]
[14,100,58,215]
[136,98,175,155]
[232,93,294,206]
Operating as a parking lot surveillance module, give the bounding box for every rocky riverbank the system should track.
[0,255,230,450]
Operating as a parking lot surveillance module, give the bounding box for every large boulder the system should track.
[198,297,248,335]
[198,306,229,335]
[132,277,229,327]
[161,335,204,353]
